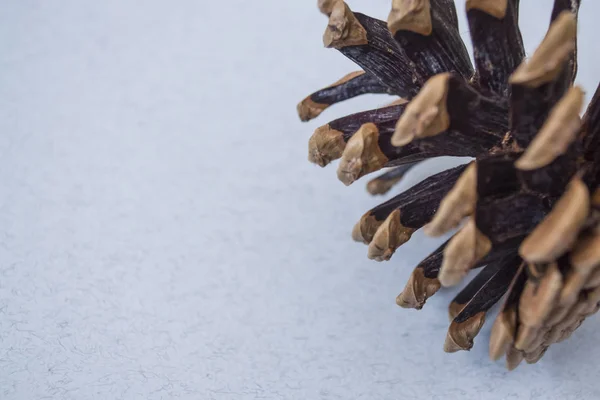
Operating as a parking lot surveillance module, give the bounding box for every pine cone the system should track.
[298,0,600,370]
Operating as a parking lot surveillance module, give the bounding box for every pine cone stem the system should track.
[466,0,525,96]
[297,71,393,122]
[366,163,418,195]
[388,0,473,80]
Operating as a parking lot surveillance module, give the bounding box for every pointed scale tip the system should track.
[308,124,346,167]
[297,97,329,122]
[298,71,367,122]
[521,327,548,354]
[506,346,524,371]
[448,302,465,322]
[443,332,466,353]
[391,73,451,147]
[337,123,388,186]
[570,232,600,272]
[515,263,562,349]
[584,268,600,290]
[397,268,441,309]
[323,1,368,49]
[367,209,415,261]
[550,300,588,345]
[366,178,395,196]
[519,178,590,263]
[444,313,486,353]
[388,0,433,36]
[351,220,367,243]
[559,233,600,307]
[424,162,477,237]
[318,0,339,15]
[489,308,517,361]
[466,0,508,19]
[509,11,577,88]
[439,219,492,287]
[353,213,385,245]
[514,325,540,352]
[515,86,584,171]
[524,346,548,365]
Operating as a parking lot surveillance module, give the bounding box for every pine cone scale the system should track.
[298,0,600,369]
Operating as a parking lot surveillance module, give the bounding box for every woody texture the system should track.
[298,0,600,370]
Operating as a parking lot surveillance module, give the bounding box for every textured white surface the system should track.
[1,0,600,399]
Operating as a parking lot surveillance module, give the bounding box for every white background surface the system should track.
[1,1,599,399]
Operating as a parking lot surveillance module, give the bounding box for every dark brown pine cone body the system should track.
[298,0,600,370]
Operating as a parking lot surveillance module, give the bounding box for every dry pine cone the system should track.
[298,0,600,370]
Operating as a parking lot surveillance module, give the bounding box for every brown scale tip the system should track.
[308,124,346,167]
[545,300,586,345]
[297,71,366,122]
[352,222,368,244]
[514,325,540,352]
[543,324,562,345]
[526,263,547,281]
[489,307,517,361]
[387,98,410,107]
[515,263,562,349]
[465,0,508,19]
[522,327,549,354]
[583,287,600,315]
[388,0,433,36]
[524,263,563,321]
[352,212,384,244]
[544,303,571,327]
[524,346,548,365]
[352,220,367,243]
[396,268,441,309]
[424,162,477,237]
[337,123,389,186]
[367,158,414,195]
[367,209,415,261]
[448,302,465,322]
[544,300,581,327]
[585,303,600,319]
[366,177,401,196]
[570,233,600,272]
[516,87,585,171]
[560,234,600,306]
[584,267,600,290]
[318,0,338,15]
[556,323,582,343]
[520,178,590,263]
[551,299,588,343]
[444,312,486,353]
[391,73,451,147]
[505,346,524,371]
[439,219,492,287]
[509,11,577,88]
[297,97,329,122]
[323,1,368,49]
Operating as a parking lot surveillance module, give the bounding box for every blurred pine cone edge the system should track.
[297,0,600,370]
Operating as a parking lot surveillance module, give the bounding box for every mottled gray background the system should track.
[1,1,599,399]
